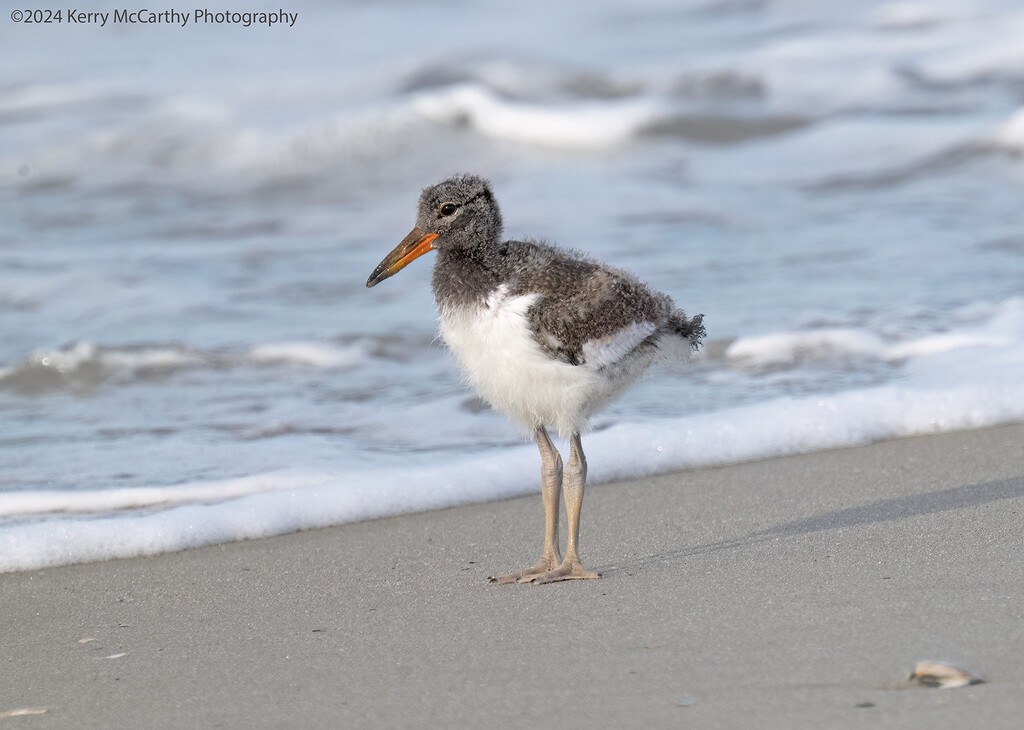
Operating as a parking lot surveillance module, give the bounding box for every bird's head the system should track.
[366,174,502,288]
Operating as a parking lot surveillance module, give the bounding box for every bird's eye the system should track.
[439,203,458,217]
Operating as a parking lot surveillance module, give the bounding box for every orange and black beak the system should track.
[365,228,439,288]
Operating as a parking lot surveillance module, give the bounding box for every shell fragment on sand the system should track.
[909,661,986,688]
[0,709,49,718]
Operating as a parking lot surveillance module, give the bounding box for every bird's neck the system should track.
[432,244,506,309]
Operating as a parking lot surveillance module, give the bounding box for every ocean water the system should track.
[2,0,1023,572]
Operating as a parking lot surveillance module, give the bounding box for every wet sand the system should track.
[3,424,1023,728]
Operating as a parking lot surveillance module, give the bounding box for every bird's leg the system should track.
[488,426,563,584]
[526,432,601,584]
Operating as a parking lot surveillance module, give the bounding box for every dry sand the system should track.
[3,424,1023,728]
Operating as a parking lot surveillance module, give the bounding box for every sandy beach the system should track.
[3,423,1022,728]
[7,2,1024,727]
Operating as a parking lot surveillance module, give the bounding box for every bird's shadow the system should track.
[610,475,1024,573]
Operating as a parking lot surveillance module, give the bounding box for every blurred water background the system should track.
[2,0,1023,570]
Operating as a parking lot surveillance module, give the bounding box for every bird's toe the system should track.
[524,561,601,585]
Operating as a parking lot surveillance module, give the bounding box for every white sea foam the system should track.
[0,472,329,518]
[995,107,1024,151]
[0,455,537,574]
[0,82,421,195]
[410,83,657,148]
[3,299,1021,574]
[95,345,206,371]
[869,3,953,29]
[726,299,1022,369]
[726,329,887,369]
[0,343,206,389]
[247,342,367,369]
[0,340,373,390]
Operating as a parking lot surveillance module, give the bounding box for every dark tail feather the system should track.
[669,311,705,351]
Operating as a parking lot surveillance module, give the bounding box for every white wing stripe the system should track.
[581,321,657,370]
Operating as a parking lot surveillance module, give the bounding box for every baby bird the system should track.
[367,174,704,584]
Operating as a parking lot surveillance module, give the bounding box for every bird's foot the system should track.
[488,555,560,585]
[524,559,601,585]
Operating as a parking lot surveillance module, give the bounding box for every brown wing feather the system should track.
[506,242,671,366]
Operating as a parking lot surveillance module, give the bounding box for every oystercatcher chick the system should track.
[366,174,704,584]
